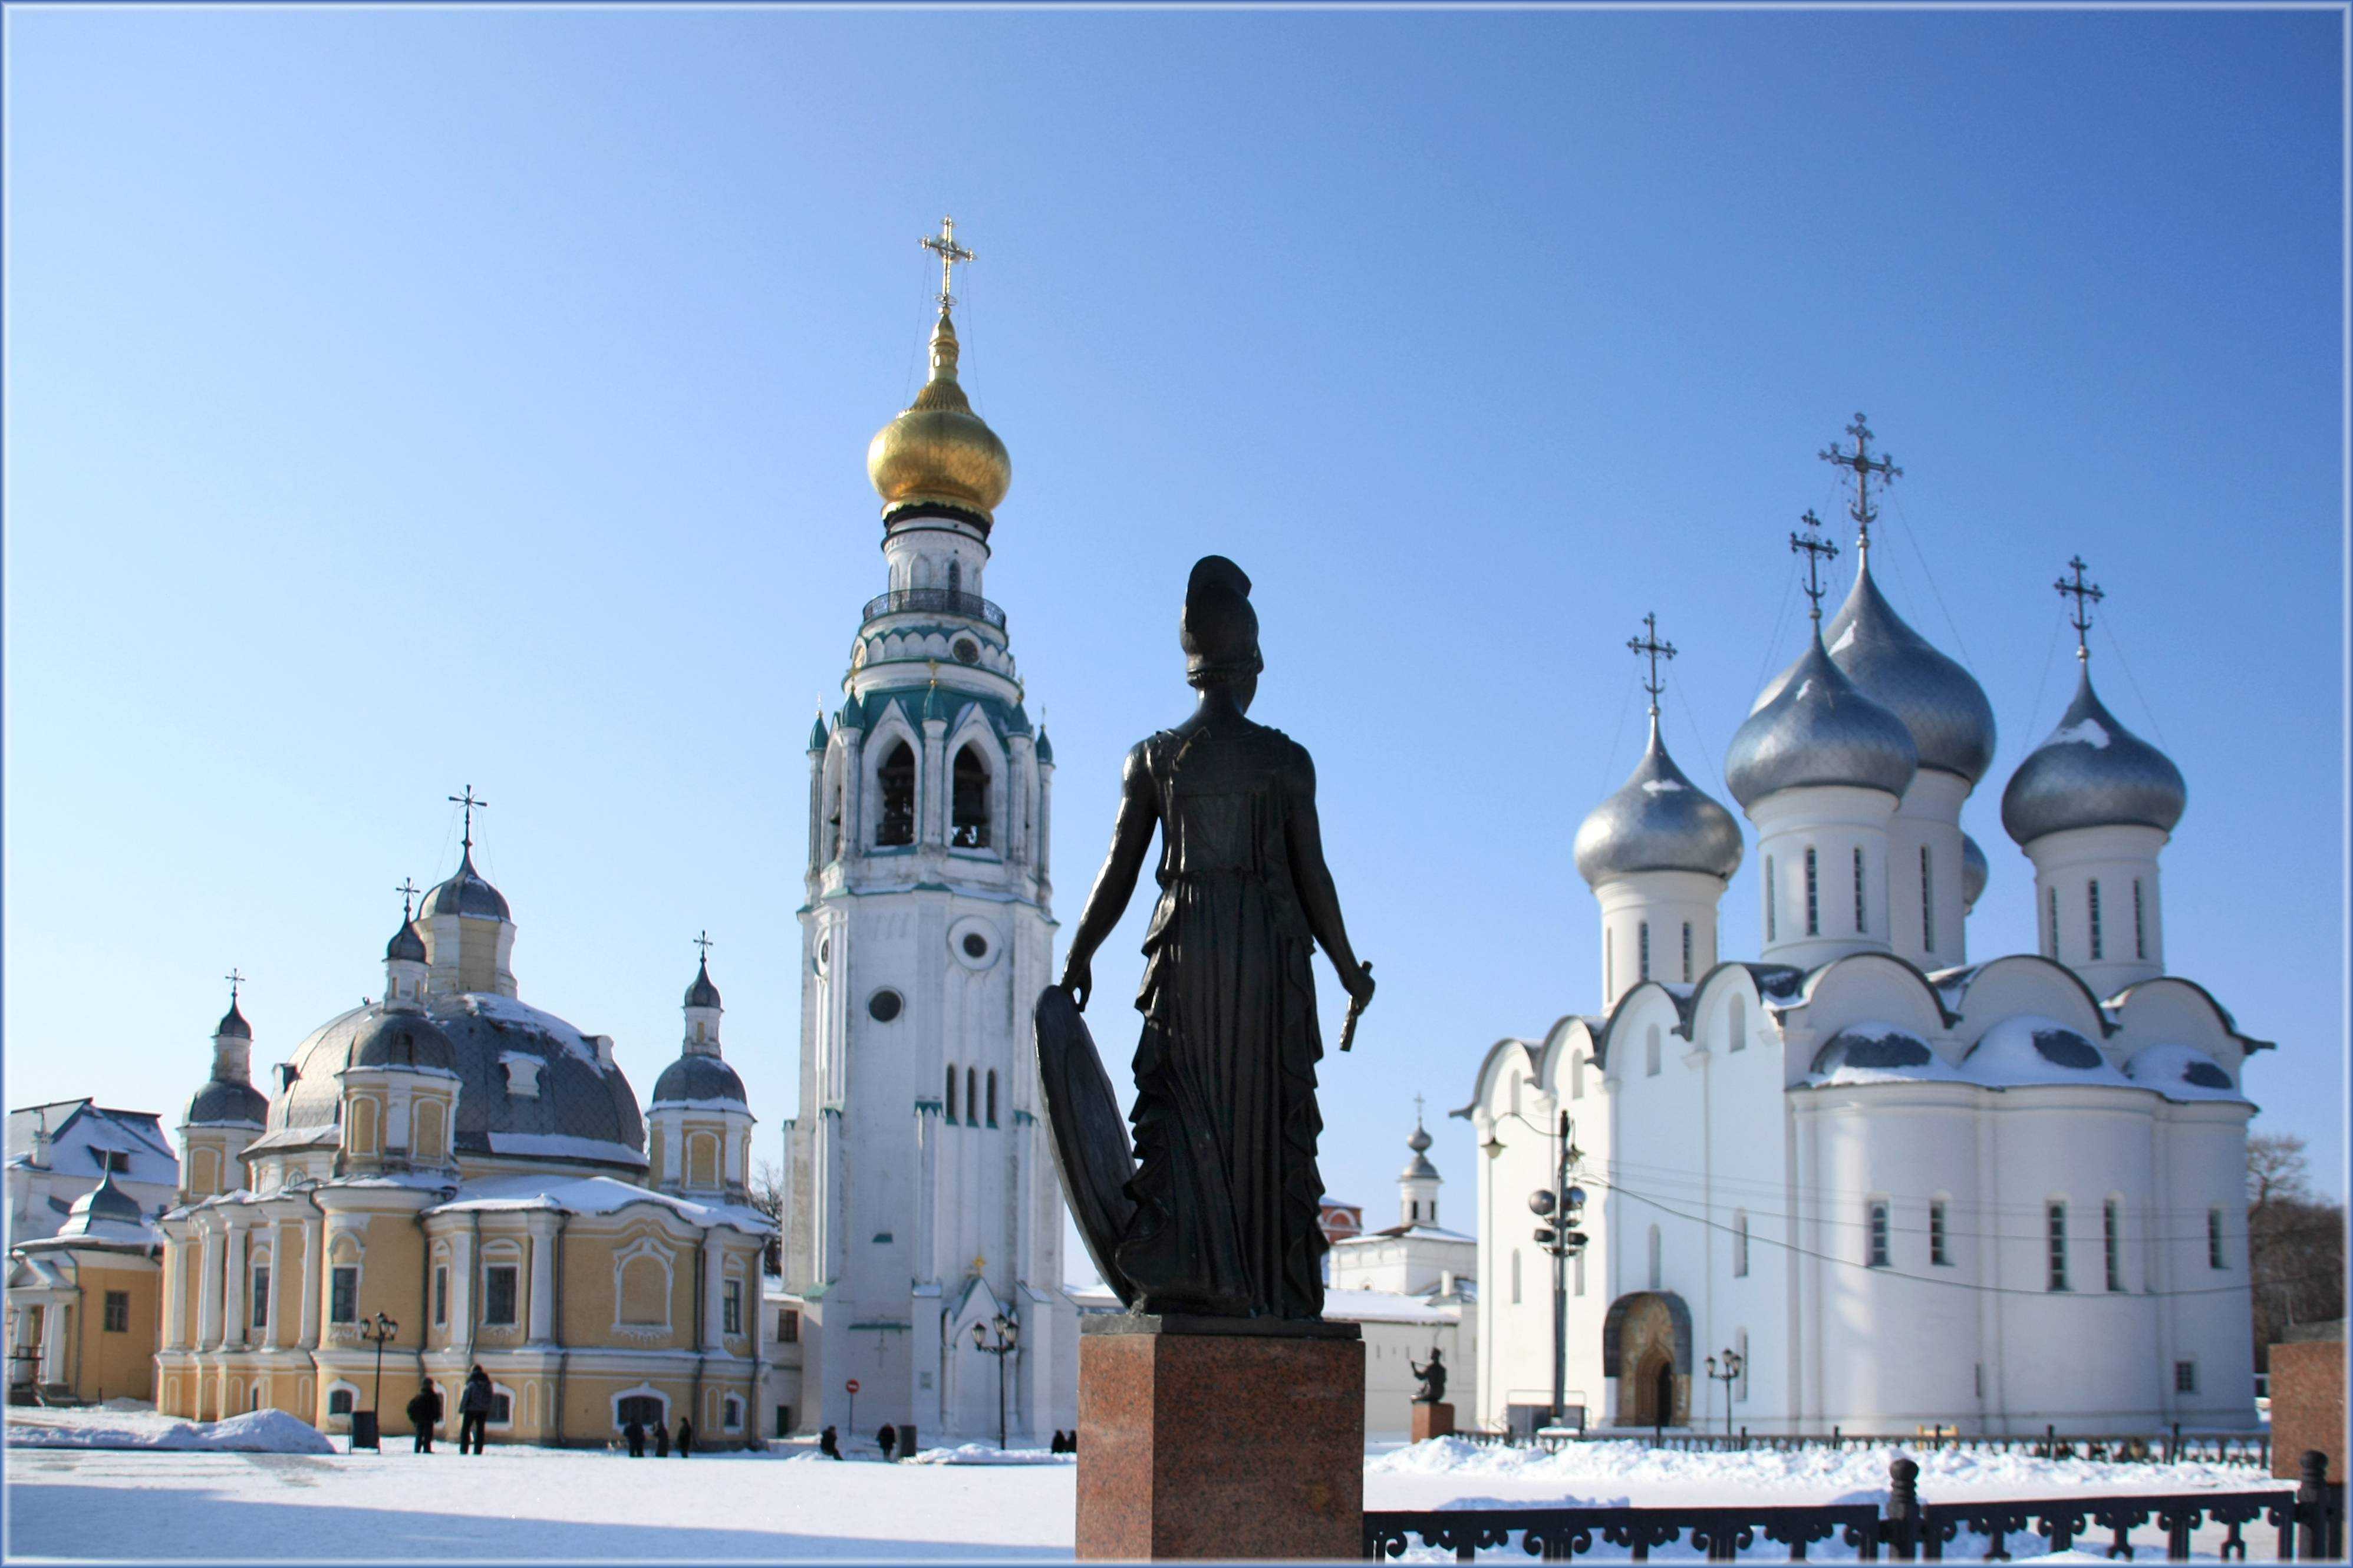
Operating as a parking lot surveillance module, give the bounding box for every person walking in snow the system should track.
[653,1420,670,1458]
[675,1417,693,1457]
[457,1366,494,1455]
[877,1422,897,1462]
[623,1415,645,1457]
[819,1424,842,1460]
[405,1381,441,1454]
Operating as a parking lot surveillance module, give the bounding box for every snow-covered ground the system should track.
[2,1414,2289,1562]
[7,1401,334,1455]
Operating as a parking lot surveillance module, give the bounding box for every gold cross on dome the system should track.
[1627,612,1678,714]
[921,217,975,310]
[2055,554,2104,662]
[1789,510,1841,622]
[1820,412,1901,553]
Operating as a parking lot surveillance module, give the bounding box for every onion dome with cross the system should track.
[866,217,1011,528]
[1576,616,1744,885]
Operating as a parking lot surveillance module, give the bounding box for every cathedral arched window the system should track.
[2133,880,2147,960]
[1647,1224,1662,1290]
[952,745,991,849]
[1510,1250,1521,1305]
[876,741,916,847]
[2046,887,2059,958]
[1571,1052,1584,1100]
[1637,922,1650,981]
[947,559,962,598]
[2087,879,2104,961]
[1921,847,1936,952]
[1804,848,1820,937]
[1645,1025,1661,1078]
[945,1066,957,1123]
[967,1068,980,1125]
[1728,995,1746,1052]
[1853,847,1866,933]
[1604,929,1613,998]
[1732,1211,1749,1277]
[1764,859,1777,943]
[1681,923,1692,982]
[986,1070,998,1127]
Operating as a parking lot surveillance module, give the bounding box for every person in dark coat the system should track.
[623,1416,645,1457]
[675,1417,694,1457]
[877,1423,897,1462]
[819,1424,842,1460]
[404,1381,441,1454]
[653,1420,670,1457]
[457,1366,494,1455]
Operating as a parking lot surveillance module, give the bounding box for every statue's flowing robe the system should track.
[1116,720,1329,1319]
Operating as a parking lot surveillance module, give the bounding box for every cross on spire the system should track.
[1790,509,1841,622]
[2055,554,2104,662]
[693,929,715,961]
[447,785,488,856]
[1819,412,1901,555]
[920,216,974,311]
[1626,612,1678,716]
[395,878,420,920]
[223,968,245,1005]
[1413,1092,1426,1128]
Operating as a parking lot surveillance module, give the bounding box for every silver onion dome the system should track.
[1960,833,1989,912]
[2000,666,2186,846]
[385,916,427,965]
[1726,632,1919,809]
[684,958,723,1011]
[1755,562,1996,785]
[1400,1118,1438,1181]
[419,848,510,922]
[1574,717,1744,885]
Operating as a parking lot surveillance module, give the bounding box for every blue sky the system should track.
[6,8,2343,1226]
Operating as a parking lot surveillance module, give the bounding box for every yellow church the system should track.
[155,812,775,1447]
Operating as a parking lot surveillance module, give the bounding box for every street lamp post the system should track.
[1485,1110,1588,1431]
[972,1312,1019,1453]
[1705,1347,1744,1440]
[356,1312,398,1453]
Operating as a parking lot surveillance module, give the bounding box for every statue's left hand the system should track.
[1345,960,1377,1011]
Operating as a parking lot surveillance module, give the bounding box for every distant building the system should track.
[6,1101,176,1404]
[1326,1115,1477,1438]
[1466,457,2261,1437]
[1319,1200,1365,1248]
[153,836,773,1445]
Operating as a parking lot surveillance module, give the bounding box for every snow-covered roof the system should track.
[486,1132,650,1168]
[426,1173,772,1234]
[1963,1014,2130,1088]
[1323,1287,1465,1325]
[2123,1041,2249,1103]
[1332,1223,1475,1247]
[6,1102,177,1187]
[1805,1023,1968,1088]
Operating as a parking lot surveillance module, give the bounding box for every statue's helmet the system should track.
[1181,555,1263,687]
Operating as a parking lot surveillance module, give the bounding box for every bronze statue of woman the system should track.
[1054,556,1375,1321]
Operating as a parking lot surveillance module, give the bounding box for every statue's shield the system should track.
[1033,985,1139,1307]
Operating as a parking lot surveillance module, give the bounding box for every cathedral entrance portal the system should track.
[1600,1290,1692,1428]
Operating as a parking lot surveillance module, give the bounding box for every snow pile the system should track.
[8,1404,334,1454]
[1369,1436,2257,1503]
[903,1442,1073,1466]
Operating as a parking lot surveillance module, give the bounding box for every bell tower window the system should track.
[1637,922,1650,981]
[876,741,916,847]
[1804,847,1820,937]
[951,745,991,849]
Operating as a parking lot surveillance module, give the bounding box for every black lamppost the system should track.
[1484,1110,1588,1430]
[1705,1346,1744,1439]
[971,1312,1019,1453]
[357,1312,397,1452]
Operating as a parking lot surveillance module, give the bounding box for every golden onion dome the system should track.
[866,309,1011,523]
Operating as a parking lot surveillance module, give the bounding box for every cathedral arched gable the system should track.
[1458,1036,1544,1120]
[1945,955,2114,1049]
[1796,953,1955,1048]
[2106,977,2263,1079]
[1531,1014,1592,1095]
[1595,985,1684,1076]
[860,705,922,844]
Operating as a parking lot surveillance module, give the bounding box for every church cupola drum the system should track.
[786,219,1075,1447]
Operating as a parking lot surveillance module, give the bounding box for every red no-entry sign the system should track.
[846,1378,861,1394]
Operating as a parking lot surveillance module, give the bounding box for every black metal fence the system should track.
[1364,1450,2345,1562]
[1450,1423,2270,1470]
[861,588,1006,630]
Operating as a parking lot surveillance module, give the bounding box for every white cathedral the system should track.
[1465,424,2265,1439]
[777,228,1077,1445]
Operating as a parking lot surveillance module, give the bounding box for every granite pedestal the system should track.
[1411,1400,1455,1441]
[1076,1314,1365,1560]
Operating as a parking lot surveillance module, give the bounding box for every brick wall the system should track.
[2268,1337,2346,1481]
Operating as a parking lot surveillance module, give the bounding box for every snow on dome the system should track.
[1726,632,1918,809]
[1753,562,1997,785]
[1805,1023,1966,1087]
[2000,667,2186,846]
[1573,717,1745,885]
[2123,1042,2246,1102]
[1963,1014,2128,1087]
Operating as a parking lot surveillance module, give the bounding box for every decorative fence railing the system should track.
[1363,1451,2345,1562]
[861,588,1006,630]
[1449,1424,2270,1470]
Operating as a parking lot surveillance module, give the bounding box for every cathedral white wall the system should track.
[2151,1102,2259,1431]
[1886,771,1972,972]
[2024,824,2167,996]
[1596,872,1721,1011]
[1747,787,1900,970]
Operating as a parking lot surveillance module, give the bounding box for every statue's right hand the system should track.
[1060,958,1093,1013]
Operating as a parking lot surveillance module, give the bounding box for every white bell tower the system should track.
[783,219,1074,1447]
